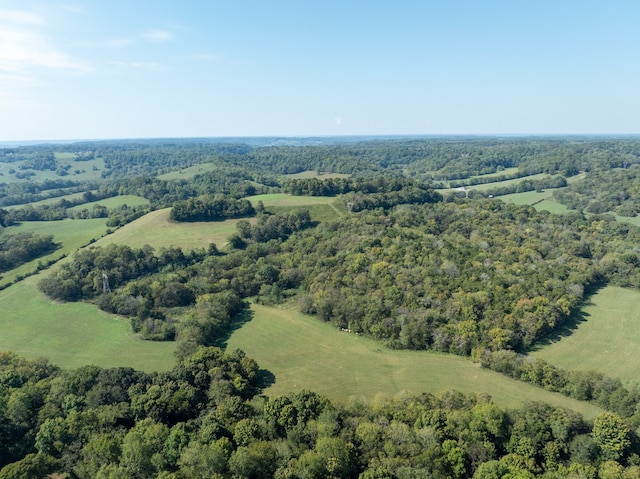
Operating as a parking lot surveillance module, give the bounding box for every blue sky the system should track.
[1,1,639,140]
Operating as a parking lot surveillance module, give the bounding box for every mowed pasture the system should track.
[158,162,219,180]
[0,218,109,287]
[532,286,640,383]
[247,193,340,207]
[226,303,603,418]
[68,194,149,212]
[0,276,175,372]
[0,156,105,183]
[248,193,345,222]
[283,170,351,179]
[3,190,87,210]
[94,208,246,250]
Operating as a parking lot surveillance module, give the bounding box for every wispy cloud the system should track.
[191,52,220,61]
[103,37,135,48]
[140,29,174,43]
[0,9,91,74]
[110,60,167,71]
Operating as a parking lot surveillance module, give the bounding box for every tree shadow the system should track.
[214,303,277,391]
[531,284,605,350]
[532,307,591,350]
[214,304,255,349]
[254,369,276,389]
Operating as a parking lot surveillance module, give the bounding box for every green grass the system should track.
[533,199,569,214]
[4,191,88,210]
[158,163,219,180]
[0,275,175,372]
[469,173,550,191]
[499,190,552,205]
[611,213,640,227]
[498,191,569,213]
[94,208,246,250]
[283,171,350,179]
[0,157,105,183]
[532,286,640,383]
[68,195,149,212]
[247,193,345,222]
[0,218,110,287]
[438,173,559,195]
[247,193,339,207]
[226,303,603,417]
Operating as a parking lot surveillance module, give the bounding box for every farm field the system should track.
[533,199,570,214]
[68,194,149,212]
[498,190,570,213]
[226,303,603,418]
[0,218,109,287]
[247,193,339,207]
[283,170,351,179]
[158,162,219,180]
[532,285,640,383]
[248,193,344,221]
[3,190,87,209]
[0,156,105,183]
[94,208,245,250]
[0,276,175,372]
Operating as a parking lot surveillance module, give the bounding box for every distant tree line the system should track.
[463,175,568,199]
[0,233,58,273]
[170,196,255,222]
[481,350,640,420]
[0,179,85,207]
[554,166,640,217]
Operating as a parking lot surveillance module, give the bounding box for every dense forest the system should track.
[4,136,640,476]
[2,350,640,479]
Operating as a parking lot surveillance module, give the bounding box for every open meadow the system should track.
[247,193,345,222]
[226,302,603,417]
[94,208,246,250]
[532,285,640,383]
[158,162,220,180]
[0,275,175,372]
[68,194,149,212]
[0,155,105,183]
[0,218,110,287]
[283,170,351,179]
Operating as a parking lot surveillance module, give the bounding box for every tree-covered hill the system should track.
[2,349,640,478]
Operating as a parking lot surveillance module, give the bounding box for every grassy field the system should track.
[68,195,149,212]
[248,193,339,207]
[283,170,350,179]
[158,163,219,180]
[3,190,88,210]
[0,156,105,183]
[247,193,345,222]
[226,303,603,418]
[94,208,246,250]
[498,191,570,213]
[532,286,640,383]
[0,275,175,372]
[0,218,110,287]
[533,199,569,214]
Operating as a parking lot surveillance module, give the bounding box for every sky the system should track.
[1,1,639,141]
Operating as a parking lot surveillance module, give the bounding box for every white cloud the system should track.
[334,116,343,126]
[140,29,174,43]
[0,9,91,73]
[0,10,45,26]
